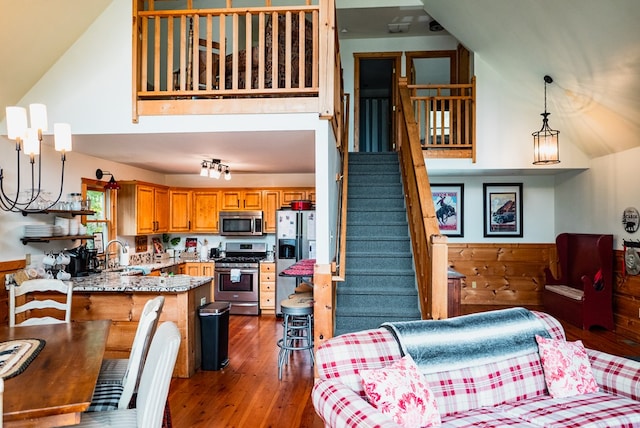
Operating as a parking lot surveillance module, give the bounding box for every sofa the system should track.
[312,308,640,427]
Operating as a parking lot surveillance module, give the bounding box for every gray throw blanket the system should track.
[381,307,550,375]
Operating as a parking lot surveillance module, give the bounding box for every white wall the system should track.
[430,175,556,244]
[555,146,640,249]
[0,138,165,261]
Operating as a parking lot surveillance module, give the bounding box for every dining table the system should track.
[1,319,111,428]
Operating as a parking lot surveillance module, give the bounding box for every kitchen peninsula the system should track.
[68,271,211,378]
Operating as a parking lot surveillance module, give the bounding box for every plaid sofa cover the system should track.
[312,310,640,427]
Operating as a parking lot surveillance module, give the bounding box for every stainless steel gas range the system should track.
[214,242,266,315]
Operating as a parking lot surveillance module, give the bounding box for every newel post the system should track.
[430,234,449,320]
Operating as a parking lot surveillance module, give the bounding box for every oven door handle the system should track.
[230,302,258,307]
[217,269,258,274]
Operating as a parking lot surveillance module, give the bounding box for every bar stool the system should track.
[277,296,314,380]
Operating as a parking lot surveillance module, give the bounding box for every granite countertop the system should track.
[69,271,213,293]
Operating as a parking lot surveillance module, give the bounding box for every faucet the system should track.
[104,239,126,270]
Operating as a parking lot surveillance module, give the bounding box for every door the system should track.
[354,53,401,152]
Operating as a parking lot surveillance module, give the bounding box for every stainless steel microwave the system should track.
[219,211,263,236]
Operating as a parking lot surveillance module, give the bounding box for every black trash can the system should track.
[198,302,230,370]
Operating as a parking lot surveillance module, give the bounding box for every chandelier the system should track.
[1,104,72,212]
[532,75,560,165]
[200,159,231,181]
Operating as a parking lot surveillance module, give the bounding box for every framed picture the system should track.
[483,183,523,237]
[431,184,464,237]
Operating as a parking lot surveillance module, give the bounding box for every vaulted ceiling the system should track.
[1,0,639,175]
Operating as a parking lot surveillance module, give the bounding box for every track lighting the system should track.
[200,159,231,180]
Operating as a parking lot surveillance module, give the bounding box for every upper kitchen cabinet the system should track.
[281,188,315,208]
[169,189,192,232]
[118,182,169,235]
[220,190,262,211]
[191,190,220,233]
[262,190,280,233]
[169,189,219,233]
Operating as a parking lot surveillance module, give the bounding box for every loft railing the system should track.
[132,0,339,120]
[398,77,449,320]
[409,78,476,162]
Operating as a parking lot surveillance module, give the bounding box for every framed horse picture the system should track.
[431,184,464,237]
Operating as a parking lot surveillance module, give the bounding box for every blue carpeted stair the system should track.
[334,152,421,336]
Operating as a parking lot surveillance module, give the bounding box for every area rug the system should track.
[0,338,45,379]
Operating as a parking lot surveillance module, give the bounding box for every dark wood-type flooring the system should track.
[167,306,640,428]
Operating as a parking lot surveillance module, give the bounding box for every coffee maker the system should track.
[66,245,101,277]
[66,246,89,277]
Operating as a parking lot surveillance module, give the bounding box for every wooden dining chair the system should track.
[88,296,164,412]
[9,279,73,327]
[75,322,181,428]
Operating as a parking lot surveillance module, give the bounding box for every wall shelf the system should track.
[21,209,96,217]
[21,235,95,245]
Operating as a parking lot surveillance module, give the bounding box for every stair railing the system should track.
[313,92,350,352]
[397,77,449,320]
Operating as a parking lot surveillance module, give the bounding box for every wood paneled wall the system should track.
[448,244,640,344]
[448,243,555,307]
[0,260,26,325]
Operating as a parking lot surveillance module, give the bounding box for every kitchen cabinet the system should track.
[280,188,315,208]
[262,190,280,233]
[118,182,169,235]
[259,262,276,314]
[169,189,219,233]
[191,191,220,232]
[220,190,262,211]
[185,262,214,277]
[169,189,191,232]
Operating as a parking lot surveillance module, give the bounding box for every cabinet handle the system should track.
[188,220,191,230]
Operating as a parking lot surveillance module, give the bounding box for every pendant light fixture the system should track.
[532,75,560,165]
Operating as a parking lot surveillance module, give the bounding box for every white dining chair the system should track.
[9,279,73,327]
[88,295,164,411]
[74,321,181,428]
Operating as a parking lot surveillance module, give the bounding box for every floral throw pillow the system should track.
[360,355,441,427]
[535,334,599,398]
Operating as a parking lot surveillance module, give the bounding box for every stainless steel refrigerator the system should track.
[275,209,316,315]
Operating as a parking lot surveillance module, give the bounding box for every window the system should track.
[82,179,116,252]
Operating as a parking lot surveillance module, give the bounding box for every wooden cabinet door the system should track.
[307,189,316,205]
[243,190,262,210]
[185,263,202,276]
[192,191,219,232]
[280,190,307,208]
[201,263,214,276]
[263,190,279,233]
[136,185,156,234]
[220,190,241,210]
[169,189,192,232]
[154,186,170,233]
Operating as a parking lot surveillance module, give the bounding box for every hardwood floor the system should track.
[168,307,640,428]
[168,314,324,428]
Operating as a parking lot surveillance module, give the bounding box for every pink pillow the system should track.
[536,335,599,398]
[360,355,441,427]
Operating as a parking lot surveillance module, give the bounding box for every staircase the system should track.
[334,152,421,336]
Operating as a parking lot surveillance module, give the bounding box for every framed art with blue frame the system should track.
[483,183,523,237]
[431,183,464,237]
